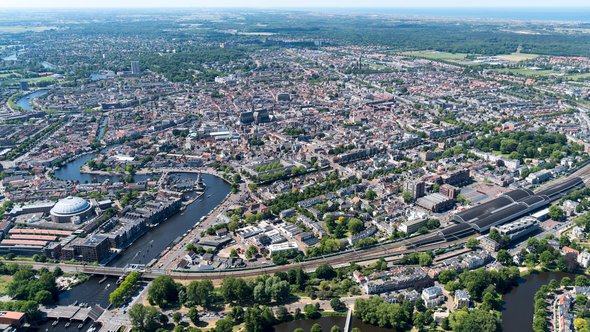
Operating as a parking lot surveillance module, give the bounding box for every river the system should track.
[274,316,392,332]
[502,271,574,332]
[15,89,48,111]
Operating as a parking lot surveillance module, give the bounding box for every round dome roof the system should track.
[50,196,92,216]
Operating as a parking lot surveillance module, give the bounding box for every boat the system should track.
[65,321,71,328]
[98,276,107,284]
[52,320,59,327]
[200,216,206,222]
[105,283,111,289]
[78,323,84,329]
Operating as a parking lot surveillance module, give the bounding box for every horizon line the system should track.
[2,5,590,9]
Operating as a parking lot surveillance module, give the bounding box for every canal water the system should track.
[53,152,231,268]
[15,89,48,111]
[274,316,392,332]
[96,116,108,140]
[502,271,574,332]
[40,152,231,324]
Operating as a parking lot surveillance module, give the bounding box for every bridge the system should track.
[343,307,353,332]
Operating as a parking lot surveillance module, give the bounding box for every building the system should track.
[399,217,428,235]
[49,196,94,224]
[479,236,499,252]
[440,184,459,199]
[0,311,25,328]
[404,180,425,199]
[422,286,445,308]
[454,289,471,309]
[526,170,552,184]
[363,267,432,294]
[276,92,291,102]
[131,61,141,75]
[490,216,539,241]
[348,227,377,246]
[61,234,110,262]
[442,169,470,186]
[578,251,590,268]
[416,193,454,213]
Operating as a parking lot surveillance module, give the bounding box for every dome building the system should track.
[50,196,94,224]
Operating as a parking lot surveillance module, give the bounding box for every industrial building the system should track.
[434,176,584,241]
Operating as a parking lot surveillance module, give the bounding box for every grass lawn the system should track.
[495,53,539,62]
[495,68,590,80]
[0,275,13,295]
[402,50,472,61]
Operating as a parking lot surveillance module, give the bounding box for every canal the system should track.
[44,151,231,315]
[502,271,574,332]
[274,316,392,332]
[15,89,48,111]
[54,152,232,268]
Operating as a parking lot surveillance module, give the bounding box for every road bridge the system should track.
[343,307,353,332]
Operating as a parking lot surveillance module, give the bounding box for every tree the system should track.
[574,318,588,330]
[220,277,251,305]
[466,238,480,250]
[129,304,162,332]
[348,218,365,234]
[561,277,573,287]
[315,264,336,279]
[186,280,214,308]
[230,249,239,258]
[402,191,413,203]
[576,275,590,286]
[34,290,53,305]
[311,323,323,332]
[229,306,244,323]
[330,297,346,312]
[172,312,182,324]
[496,250,513,266]
[187,307,199,325]
[419,253,433,267]
[215,318,233,332]
[365,190,377,200]
[331,326,342,332]
[450,309,500,332]
[548,205,564,221]
[438,270,458,284]
[245,245,258,259]
[275,306,291,322]
[148,276,180,307]
[304,303,321,319]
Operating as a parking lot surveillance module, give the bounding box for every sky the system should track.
[1,0,588,8]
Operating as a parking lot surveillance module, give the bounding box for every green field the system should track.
[401,50,475,65]
[495,52,539,62]
[495,68,590,80]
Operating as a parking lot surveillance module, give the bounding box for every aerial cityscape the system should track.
[2,2,590,332]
